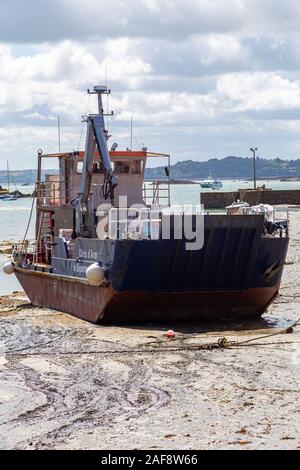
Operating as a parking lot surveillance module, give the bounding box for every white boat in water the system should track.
[0,194,18,201]
[200,177,223,190]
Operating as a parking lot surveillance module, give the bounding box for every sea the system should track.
[1,179,300,295]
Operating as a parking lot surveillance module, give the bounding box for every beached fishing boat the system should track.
[4,86,289,323]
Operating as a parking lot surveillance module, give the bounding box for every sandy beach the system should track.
[0,211,299,450]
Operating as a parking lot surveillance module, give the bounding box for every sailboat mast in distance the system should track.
[7,161,9,193]
[58,116,61,154]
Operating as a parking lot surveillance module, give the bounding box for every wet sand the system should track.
[0,213,299,450]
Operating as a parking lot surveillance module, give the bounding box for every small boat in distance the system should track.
[0,161,19,201]
[0,194,19,201]
[200,176,223,190]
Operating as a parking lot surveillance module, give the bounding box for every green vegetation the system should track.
[0,169,58,185]
[145,156,300,180]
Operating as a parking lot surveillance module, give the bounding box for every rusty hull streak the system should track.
[15,268,116,324]
[15,267,280,324]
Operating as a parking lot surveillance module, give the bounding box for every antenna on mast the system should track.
[87,86,113,118]
[57,116,61,153]
[130,116,133,151]
[105,59,110,132]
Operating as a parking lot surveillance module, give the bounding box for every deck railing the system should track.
[12,239,39,266]
[96,207,162,240]
[35,179,70,207]
[143,181,170,206]
[13,232,54,266]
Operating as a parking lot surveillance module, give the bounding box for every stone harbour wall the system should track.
[201,189,300,209]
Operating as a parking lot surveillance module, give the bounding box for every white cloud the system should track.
[217,73,300,111]
[1,1,300,168]
[1,0,300,43]
[0,40,152,119]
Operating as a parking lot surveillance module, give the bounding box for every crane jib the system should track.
[91,115,113,173]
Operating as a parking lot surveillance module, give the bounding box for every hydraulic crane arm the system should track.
[76,86,118,237]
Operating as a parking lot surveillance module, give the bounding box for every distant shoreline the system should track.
[1,177,299,188]
[3,155,300,184]
[144,177,300,183]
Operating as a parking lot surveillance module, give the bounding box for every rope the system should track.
[18,195,36,256]
[22,196,35,244]
[232,317,300,347]
[4,317,300,357]
[100,170,116,204]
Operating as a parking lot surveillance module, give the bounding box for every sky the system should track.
[1,0,300,169]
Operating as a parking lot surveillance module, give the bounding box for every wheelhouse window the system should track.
[113,161,130,174]
[131,160,142,174]
[92,161,104,174]
[76,161,104,174]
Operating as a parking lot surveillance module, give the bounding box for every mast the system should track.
[76,85,118,237]
[7,161,9,193]
[58,116,61,154]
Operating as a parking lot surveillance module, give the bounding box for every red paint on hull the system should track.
[15,268,279,324]
[15,269,116,323]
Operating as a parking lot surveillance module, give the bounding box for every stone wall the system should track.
[201,189,300,209]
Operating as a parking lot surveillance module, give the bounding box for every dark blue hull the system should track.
[15,214,289,323]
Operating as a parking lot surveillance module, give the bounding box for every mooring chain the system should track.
[3,318,299,358]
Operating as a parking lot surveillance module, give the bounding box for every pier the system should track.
[201,189,300,209]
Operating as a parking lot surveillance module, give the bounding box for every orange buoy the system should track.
[166,330,175,339]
